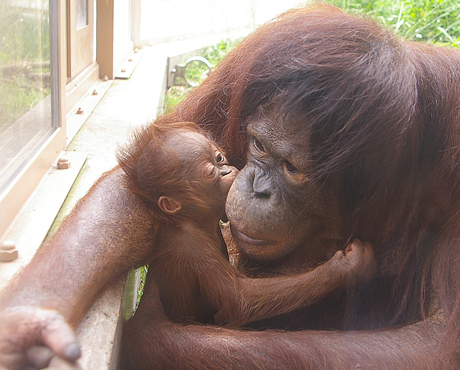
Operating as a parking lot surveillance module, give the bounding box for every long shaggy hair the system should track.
[156,3,460,346]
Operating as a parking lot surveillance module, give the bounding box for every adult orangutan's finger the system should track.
[39,315,81,363]
[26,346,54,368]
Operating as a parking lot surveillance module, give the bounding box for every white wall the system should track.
[139,0,308,43]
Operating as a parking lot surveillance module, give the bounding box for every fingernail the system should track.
[65,342,82,360]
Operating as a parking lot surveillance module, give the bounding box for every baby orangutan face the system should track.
[158,130,239,220]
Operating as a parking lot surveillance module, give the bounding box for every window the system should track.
[0,0,58,195]
[76,0,88,30]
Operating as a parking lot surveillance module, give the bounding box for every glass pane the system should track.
[114,0,132,67]
[0,0,56,194]
[76,0,88,30]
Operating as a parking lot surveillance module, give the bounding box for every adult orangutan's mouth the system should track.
[230,226,271,247]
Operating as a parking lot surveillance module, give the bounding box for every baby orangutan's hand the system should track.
[329,239,377,285]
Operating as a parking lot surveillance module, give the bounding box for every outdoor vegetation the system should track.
[0,0,51,134]
[163,39,242,114]
[163,0,460,114]
[330,0,460,46]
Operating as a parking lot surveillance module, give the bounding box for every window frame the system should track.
[0,0,67,240]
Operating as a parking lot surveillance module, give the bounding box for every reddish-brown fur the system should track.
[116,121,375,329]
[171,5,460,331]
[1,4,460,370]
[120,4,460,369]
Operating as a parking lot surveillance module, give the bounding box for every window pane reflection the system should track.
[76,0,88,30]
[0,0,55,194]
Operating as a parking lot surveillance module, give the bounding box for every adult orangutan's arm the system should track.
[157,317,451,370]
[122,283,455,370]
[0,167,156,370]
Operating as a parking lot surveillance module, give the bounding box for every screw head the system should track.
[1,241,15,251]
[76,107,84,115]
[57,156,71,169]
[0,242,18,262]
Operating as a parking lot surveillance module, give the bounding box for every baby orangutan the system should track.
[117,121,376,326]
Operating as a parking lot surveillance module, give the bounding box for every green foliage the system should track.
[0,0,50,64]
[183,60,210,86]
[163,86,193,115]
[164,1,460,115]
[137,265,148,303]
[0,78,50,133]
[329,0,460,47]
[163,39,242,114]
[203,38,242,66]
[124,265,149,319]
[0,0,51,132]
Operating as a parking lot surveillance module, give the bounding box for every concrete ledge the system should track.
[77,278,126,370]
[0,151,87,290]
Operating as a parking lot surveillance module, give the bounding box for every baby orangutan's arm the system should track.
[192,238,376,326]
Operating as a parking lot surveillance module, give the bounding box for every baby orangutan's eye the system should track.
[205,163,217,178]
[216,152,226,163]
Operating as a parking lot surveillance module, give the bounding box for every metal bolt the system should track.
[57,156,71,169]
[121,69,126,73]
[0,241,18,262]
[92,89,98,96]
[1,241,15,251]
[128,58,133,62]
[76,107,84,115]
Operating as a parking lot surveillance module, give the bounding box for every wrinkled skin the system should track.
[227,110,344,264]
[0,307,81,370]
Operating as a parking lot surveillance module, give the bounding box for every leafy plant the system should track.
[0,0,51,133]
[329,0,460,47]
[163,39,242,114]
[164,1,460,116]
[203,39,242,66]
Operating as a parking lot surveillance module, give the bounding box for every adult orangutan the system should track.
[1,3,460,370]
[116,120,375,329]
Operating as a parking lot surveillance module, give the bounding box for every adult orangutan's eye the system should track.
[283,160,307,182]
[284,160,299,175]
[253,139,266,153]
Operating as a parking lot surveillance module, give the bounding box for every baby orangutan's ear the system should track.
[158,195,182,215]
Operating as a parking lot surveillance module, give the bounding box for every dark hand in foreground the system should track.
[0,307,81,370]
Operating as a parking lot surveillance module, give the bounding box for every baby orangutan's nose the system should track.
[220,165,231,176]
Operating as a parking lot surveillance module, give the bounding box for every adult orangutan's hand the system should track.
[0,306,81,370]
